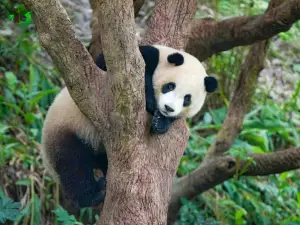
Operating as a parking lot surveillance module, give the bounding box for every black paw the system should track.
[151,123,168,134]
[151,110,169,134]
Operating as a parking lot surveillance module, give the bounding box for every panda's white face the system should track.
[152,45,209,119]
[156,76,207,118]
[157,81,194,118]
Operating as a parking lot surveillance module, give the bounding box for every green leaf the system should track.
[52,206,81,225]
[297,192,300,209]
[210,107,227,125]
[16,178,31,186]
[5,72,18,91]
[293,64,300,73]
[29,88,59,108]
[203,112,213,124]
[235,208,247,225]
[24,113,36,124]
[0,188,21,224]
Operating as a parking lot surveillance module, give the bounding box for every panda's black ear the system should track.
[167,53,184,66]
[95,53,107,71]
[204,76,218,93]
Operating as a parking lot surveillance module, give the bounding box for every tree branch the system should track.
[169,147,300,223]
[22,0,111,135]
[96,0,145,134]
[88,0,145,60]
[142,0,197,49]
[246,147,300,176]
[167,1,291,222]
[186,0,300,61]
[204,40,268,158]
[204,0,286,159]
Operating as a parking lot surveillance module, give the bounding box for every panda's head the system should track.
[153,45,217,118]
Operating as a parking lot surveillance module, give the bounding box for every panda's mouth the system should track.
[161,110,169,116]
[159,108,173,117]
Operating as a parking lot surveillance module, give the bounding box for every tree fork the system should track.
[22,0,197,224]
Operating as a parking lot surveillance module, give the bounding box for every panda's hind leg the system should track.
[50,131,106,208]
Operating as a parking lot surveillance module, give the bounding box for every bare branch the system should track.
[246,147,300,176]
[169,147,300,223]
[142,0,197,49]
[186,0,300,61]
[205,40,268,158]
[204,0,288,158]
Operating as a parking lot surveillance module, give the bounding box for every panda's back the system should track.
[41,87,103,179]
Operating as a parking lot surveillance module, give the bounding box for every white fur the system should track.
[153,45,208,118]
[41,87,103,179]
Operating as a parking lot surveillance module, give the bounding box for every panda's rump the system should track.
[41,127,107,179]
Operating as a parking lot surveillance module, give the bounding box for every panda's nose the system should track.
[165,105,174,112]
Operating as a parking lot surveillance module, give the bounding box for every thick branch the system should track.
[142,0,197,49]
[88,0,145,60]
[204,0,287,158]
[187,0,300,61]
[246,147,300,176]
[22,0,111,135]
[96,0,145,134]
[205,40,269,158]
[169,147,300,223]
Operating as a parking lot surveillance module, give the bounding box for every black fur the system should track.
[52,131,107,207]
[204,76,218,93]
[95,45,177,134]
[167,53,184,66]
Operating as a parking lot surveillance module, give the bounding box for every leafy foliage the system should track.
[0,188,21,224]
[177,1,300,224]
[52,206,82,225]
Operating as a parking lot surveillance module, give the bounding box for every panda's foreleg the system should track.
[52,132,106,207]
[151,109,176,134]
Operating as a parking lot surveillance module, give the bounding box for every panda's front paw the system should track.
[151,110,169,134]
[151,125,168,134]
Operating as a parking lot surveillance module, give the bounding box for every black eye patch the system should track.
[183,94,191,107]
[161,82,176,94]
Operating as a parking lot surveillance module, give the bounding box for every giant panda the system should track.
[41,44,218,208]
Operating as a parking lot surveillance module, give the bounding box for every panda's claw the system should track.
[151,110,168,134]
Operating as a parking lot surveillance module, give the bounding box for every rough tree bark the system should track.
[186,0,300,61]
[88,0,145,60]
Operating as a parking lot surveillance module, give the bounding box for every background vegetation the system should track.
[0,0,299,224]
